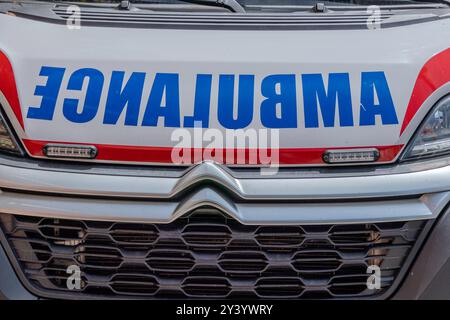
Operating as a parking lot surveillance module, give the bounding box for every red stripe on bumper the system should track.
[23,139,403,165]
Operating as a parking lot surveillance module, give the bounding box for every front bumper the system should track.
[1,155,450,299]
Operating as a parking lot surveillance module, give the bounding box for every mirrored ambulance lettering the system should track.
[63,68,104,123]
[184,74,212,128]
[359,71,399,126]
[103,71,146,126]
[27,66,65,120]
[302,73,353,128]
[261,74,297,128]
[27,66,399,128]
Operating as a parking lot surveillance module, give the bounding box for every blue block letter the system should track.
[184,74,212,128]
[103,71,146,126]
[217,74,254,129]
[63,68,104,123]
[27,66,65,120]
[359,72,398,126]
[142,73,180,127]
[260,75,297,128]
[302,73,353,128]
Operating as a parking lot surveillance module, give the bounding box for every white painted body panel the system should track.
[0,10,449,163]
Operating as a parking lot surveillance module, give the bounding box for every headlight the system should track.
[402,96,450,161]
[0,111,22,155]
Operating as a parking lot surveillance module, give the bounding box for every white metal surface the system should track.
[0,9,449,164]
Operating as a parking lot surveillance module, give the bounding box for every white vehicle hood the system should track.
[1,5,450,165]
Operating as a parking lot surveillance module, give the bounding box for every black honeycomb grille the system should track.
[0,209,429,299]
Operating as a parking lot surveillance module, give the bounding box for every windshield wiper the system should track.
[177,0,245,13]
[423,0,450,6]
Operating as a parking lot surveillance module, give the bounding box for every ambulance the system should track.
[0,0,449,299]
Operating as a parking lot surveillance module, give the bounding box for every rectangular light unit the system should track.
[43,144,97,159]
[322,148,380,164]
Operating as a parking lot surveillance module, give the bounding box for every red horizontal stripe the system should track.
[23,139,403,165]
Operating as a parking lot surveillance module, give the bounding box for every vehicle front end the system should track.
[0,0,450,300]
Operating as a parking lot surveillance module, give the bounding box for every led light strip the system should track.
[322,148,380,164]
[43,144,98,159]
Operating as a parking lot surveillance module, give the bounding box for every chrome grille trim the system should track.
[2,161,450,201]
[0,188,445,225]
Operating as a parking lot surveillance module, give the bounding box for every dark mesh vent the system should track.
[0,209,428,299]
